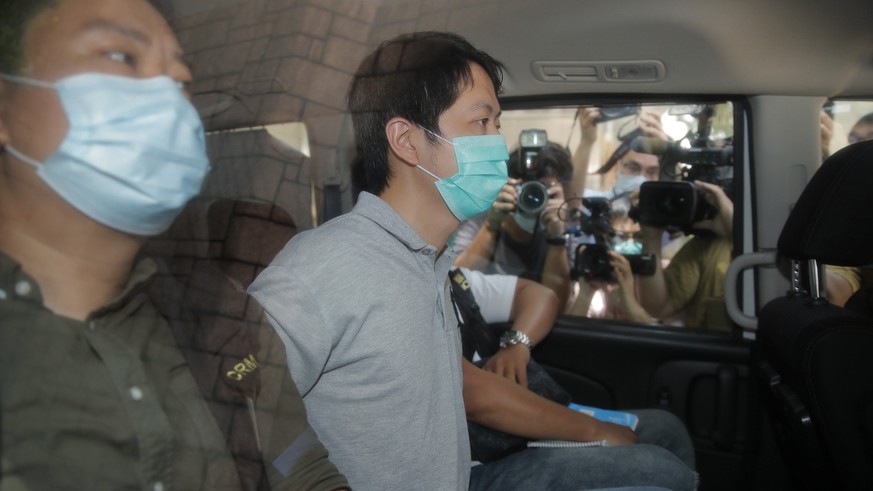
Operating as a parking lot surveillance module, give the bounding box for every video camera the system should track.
[512,129,550,216]
[631,136,733,232]
[560,197,656,283]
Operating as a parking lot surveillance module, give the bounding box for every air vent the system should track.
[532,60,665,83]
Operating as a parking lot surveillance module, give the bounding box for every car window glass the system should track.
[492,102,737,330]
[822,99,873,156]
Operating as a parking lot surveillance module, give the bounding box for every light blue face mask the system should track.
[613,171,646,197]
[613,238,643,255]
[512,210,539,234]
[417,129,509,221]
[0,72,210,236]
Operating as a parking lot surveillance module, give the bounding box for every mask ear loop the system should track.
[0,73,55,89]
[419,125,455,146]
[0,75,53,169]
[416,126,456,180]
[4,145,42,169]
[416,163,440,180]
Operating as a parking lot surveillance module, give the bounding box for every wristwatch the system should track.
[546,234,568,246]
[499,329,533,351]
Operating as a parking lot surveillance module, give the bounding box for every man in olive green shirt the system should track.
[0,1,347,489]
[638,181,734,330]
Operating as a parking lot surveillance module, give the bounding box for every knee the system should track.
[635,409,696,469]
[641,408,687,434]
[631,444,698,491]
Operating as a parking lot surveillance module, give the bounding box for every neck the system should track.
[0,182,142,320]
[380,175,458,250]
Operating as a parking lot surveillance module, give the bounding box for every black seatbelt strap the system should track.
[449,268,500,360]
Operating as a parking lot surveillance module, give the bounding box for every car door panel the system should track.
[533,317,753,491]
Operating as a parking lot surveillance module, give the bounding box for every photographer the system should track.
[637,180,733,329]
[569,248,657,323]
[452,140,574,307]
[567,107,671,318]
[571,106,668,200]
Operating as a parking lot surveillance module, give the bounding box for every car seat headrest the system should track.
[777,140,873,266]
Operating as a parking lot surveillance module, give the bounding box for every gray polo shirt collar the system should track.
[353,191,454,260]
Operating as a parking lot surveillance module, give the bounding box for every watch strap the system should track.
[546,234,568,246]
[499,329,532,350]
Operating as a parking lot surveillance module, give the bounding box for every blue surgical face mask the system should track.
[511,210,538,233]
[417,128,509,221]
[0,72,210,236]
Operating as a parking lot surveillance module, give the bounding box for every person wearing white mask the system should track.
[563,108,670,318]
[0,1,348,489]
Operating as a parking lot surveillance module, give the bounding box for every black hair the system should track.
[0,0,60,74]
[508,141,573,181]
[347,31,505,196]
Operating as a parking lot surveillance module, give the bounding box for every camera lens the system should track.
[657,193,689,216]
[517,181,548,215]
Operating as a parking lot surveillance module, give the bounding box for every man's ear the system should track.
[385,117,421,167]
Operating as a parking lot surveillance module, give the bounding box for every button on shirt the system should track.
[0,253,240,490]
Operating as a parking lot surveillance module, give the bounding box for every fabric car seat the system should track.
[140,198,297,491]
[756,140,873,491]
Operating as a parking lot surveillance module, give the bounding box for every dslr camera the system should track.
[513,129,550,216]
[566,197,656,283]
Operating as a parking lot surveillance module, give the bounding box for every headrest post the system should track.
[807,258,827,303]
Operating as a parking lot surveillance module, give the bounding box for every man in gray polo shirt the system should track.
[249,32,510,490]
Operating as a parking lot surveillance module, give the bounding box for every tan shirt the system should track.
[663,237,732,330]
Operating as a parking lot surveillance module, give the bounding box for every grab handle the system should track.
[724,250,778,330]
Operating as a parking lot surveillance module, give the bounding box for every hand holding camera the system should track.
[577,107,602,146]
[485,178,519,232]
[542,181,566,235]
[689,180,733,238]
[637,110,670,141]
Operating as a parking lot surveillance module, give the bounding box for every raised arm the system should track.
[568,107,601,197]
[539,182,573,308]
[636,223,676,319]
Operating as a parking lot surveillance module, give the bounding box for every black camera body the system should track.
[573,244,656,283]
[568,197,656,283]
[514,128,549,216]
[631,132,733,233]
[637,181,717,229]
